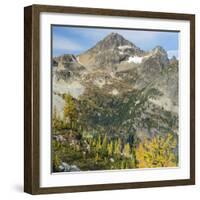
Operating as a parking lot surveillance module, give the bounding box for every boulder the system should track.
[60,162,71,172]
[70,165,80,172]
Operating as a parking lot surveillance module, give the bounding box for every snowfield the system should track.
[118,45,133,50]
[127,56,143,64]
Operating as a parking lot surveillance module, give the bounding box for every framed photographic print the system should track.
[24,4,195,194]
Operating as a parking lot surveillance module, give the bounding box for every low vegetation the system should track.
[52,92,178,172]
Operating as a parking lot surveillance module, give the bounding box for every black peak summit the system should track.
[105,32,126,40]
[95,32,134,50]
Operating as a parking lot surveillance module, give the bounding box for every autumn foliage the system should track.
[135,133,178,168]
[52,93,178,171]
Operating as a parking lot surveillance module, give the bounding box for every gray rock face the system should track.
[54,54,77,64]
[150,45,169,68]
[58,165,65,172]
[53,54,86,81]
[53,135,66,143]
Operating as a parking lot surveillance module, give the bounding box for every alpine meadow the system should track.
[52,27,179,173]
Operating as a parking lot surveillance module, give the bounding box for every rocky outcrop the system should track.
[149,46,169,67]
[53,54,86,82]
[58,162,80,172]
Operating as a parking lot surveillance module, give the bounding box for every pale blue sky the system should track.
[52,26,179,59]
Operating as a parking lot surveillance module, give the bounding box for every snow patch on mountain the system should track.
[128,56,143,64]
[118,45,133,50]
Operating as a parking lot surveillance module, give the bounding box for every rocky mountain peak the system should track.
[91,32,136,51]
[148,45,169,66]
[104,32,132,45]
[78,32,144,69]
[105,32,131,44]
[152,45,167,55]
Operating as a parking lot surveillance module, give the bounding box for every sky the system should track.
[52,25,179,59]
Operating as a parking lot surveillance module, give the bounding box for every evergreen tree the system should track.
[63,93,78,129]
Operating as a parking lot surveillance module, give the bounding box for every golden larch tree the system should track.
[136,133,178,168]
